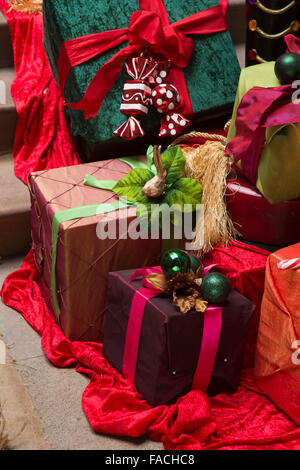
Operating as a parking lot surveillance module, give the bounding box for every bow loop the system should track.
[284,33,300,54]
[128,10,194,68]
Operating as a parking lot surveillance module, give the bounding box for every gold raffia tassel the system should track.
[9,0,43,14]
[181,138,239,255]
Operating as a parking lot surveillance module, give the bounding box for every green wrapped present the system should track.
[43,0,240,160]
[227,61,300,205]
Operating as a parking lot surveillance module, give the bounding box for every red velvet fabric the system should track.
[1,0,80,184]
[3,248,300,450]
[2,0,300,450]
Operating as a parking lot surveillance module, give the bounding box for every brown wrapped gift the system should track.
[28,159,162,342]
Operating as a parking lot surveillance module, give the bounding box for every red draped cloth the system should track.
[1,0,80,183]
[1,0,300,450]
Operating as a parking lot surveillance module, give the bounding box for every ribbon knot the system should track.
[57,2,228,120]
[128,10,194,68]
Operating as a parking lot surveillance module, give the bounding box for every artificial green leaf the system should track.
[161,146,186,185]
[136,200,159,224]
[112,168,153,203]
[164,178,203,211]
[137,199,184,231]
[136,199,168,229]
[136,201,152,232]
[136,201,165,235]
[136,177,202,231]
[146,145,156,173]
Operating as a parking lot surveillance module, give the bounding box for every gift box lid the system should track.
[28,158,140,229]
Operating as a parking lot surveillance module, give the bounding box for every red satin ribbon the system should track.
[122,267,162,383]
[191,306,222,390]
[226,34,300,184]
[122,266,223,393]
[57,1,228,119]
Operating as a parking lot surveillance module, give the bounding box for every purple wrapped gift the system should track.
[103,268,255,406]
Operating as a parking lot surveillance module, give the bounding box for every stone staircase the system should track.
[0,1,245,260]
[0,11,31,258]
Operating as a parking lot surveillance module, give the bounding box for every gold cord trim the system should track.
[249,49,267,63]
[254,0,296,15]
[249,19,300,39]
[169,130,225,147]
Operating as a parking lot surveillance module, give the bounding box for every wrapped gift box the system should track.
[254,243,300,425]
[226,170,300,247]
[103,268,255,406]
[43,0,240,161]
[28,158,162,342]
[227,61,300,205]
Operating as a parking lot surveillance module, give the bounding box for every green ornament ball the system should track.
[200,273,231,305]
[274,53,300,84]
[188,253,201,274]
[161,249,191,278]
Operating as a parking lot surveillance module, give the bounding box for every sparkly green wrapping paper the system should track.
[43,0,240,146]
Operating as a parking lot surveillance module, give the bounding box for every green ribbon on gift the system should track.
[51,147,199,325]
[51,157,145,325]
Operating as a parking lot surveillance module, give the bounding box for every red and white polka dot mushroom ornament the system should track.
[151,83,190,137]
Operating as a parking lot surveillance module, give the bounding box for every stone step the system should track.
[0,67,17,152]
[226,0,246,67]
[0,12,13,68]
[0,153,31,258]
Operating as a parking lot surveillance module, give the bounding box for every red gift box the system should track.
[226,171,300,247]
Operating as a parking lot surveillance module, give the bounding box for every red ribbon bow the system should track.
[226,34,300,184]
[57,0,228,119]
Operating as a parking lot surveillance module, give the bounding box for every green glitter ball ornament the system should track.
[161,249,191,278]
[274,53,300,84]
[200,272,231,305]
[187,253,201,274]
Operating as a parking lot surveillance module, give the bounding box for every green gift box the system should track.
[227,61,300,205]
[43,0,240,161]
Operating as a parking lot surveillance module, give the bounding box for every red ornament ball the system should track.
[248,49,257,61]
[151,84,180,114]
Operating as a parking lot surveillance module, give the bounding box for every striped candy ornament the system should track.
[114,116,145,140]
[114,57,162,140]
[278,258,300,270]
